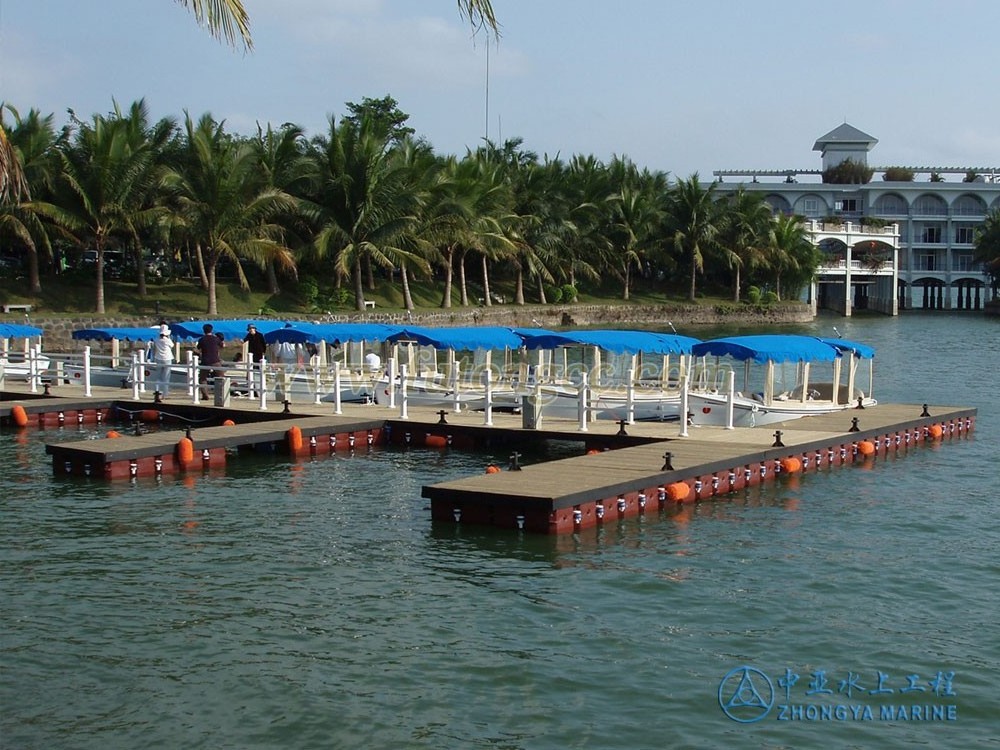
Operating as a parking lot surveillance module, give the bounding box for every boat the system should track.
[373,326,534,410]
[686,334,877,427]
[0,323,48,383]
[262,322,405,404]
[517,329,701,421]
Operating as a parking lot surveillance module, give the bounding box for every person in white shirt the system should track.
[151,324,175,397]
[364,350,382,373]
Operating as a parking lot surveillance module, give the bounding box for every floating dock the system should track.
[1,386,976,534]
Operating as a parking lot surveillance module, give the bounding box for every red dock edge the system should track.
[429,414,976,535]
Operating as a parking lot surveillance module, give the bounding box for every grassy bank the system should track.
[0,273,739,319]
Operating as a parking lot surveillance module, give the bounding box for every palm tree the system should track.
[177,0,253,50]
[165,112,297,314]
[973,208,1000,298]
[307,116,427,311]
[0,106,63,293]
[719,187,772,302]
[766,213,818,300]
[40,102,166,313]
[669,173,720,302]
[251,122,314,294]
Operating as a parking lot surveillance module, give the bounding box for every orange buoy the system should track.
[928,424,943,439]
[425,434,448,449]
[287,425,303,453]
[106,430,122,439]
[222,419,236,426]
[857,440,876,456]
[176,437,195,464]
[485,464,501,474]
[11,404,28,428]
[139,409,160,423]
[666,481,690,502]
[585,448,600,455]
[780,456,802,473]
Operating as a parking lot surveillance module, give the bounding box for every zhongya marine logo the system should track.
[718,666,775,723]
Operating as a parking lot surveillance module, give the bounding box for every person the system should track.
[244,323,266,363]
[196,323,224,399]
[364,350,382,373]
[151,324,174,398]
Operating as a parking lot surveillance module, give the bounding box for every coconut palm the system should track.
[165,112,297,314]
[251,122,314,294]
[719,187,773,302]
[766,213,818,300]
[973,208,1000,298]
[307,116,427,311]
[0,105,64,293]
[39,101,167,312]
[669,173,721,302]
[606,163,668,301]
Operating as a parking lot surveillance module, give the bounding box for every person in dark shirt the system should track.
[196,323,224,399]
[244,324,266,363]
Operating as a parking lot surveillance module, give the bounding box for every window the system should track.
[953,254,974,271]
[803,198,819,215]
[915,253,936,271]
[921,227,942,243]
[955,226,976,244]
[834,199,859,212]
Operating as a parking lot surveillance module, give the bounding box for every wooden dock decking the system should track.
[1,383,977,534]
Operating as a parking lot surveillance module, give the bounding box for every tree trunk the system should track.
[459,248,469,306]
[481,254,491,307]
[401,263,414,311]
[354,257,365,311]
[266,260,280,294]
[622,260,630,301]
[688,252,697,302]
[27,244,41,295]
[207,261,218,315]
[95,236,106,314]
[440,245,454,308]
[733,262,741,302]
[134,244,147,298]
[195,243,208,290]
[364,255,374,291]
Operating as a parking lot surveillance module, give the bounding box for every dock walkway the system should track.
[1,383,976,534]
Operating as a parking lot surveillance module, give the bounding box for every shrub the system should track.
[746,285,762,304]
[298,276,319,306]
[546,286,563,304]
[561,284,578,303]
[762,291,779,305]
[882,167,915,182]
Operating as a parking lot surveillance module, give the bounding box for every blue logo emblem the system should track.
[719,666,775,723]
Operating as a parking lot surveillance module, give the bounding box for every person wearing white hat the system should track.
[151,324,175,398]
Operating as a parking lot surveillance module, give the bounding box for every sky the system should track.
[3,0,1000,180]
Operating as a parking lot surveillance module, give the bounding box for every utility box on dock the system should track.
[521,395,541,429]
[213,377,231,407]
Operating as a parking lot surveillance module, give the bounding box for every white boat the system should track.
[0,322,49,383]
[372,326,536,411]
[518,329,700,421]
[687,335,877,427]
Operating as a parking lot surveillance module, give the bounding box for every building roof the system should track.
[813,123,878,151]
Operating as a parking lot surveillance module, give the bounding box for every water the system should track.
[2,313,998,749]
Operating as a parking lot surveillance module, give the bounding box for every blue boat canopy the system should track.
[72,326,162,343]
[519,329,700,355]
[0,323,43,339]
[386,326,528,351]
[264,322,404,345]
[691,335,842,363]
[816,337,876,359]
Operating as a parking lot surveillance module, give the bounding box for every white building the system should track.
[713,123,1000,315]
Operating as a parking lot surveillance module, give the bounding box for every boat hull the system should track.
[688,391,877,427]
